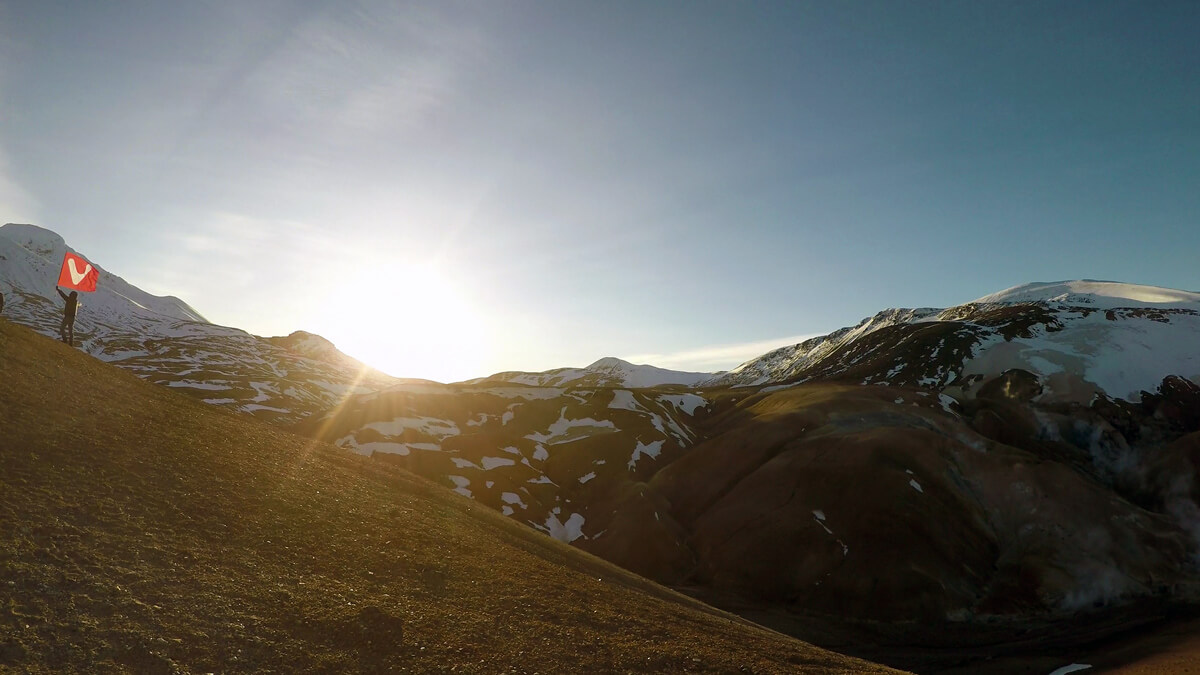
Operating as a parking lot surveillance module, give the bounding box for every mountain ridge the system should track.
[9,224,1199,405]
[703,281,1200,400]
[465,355,712,389]
[972,279,1200,308]
[7,224,1200,671]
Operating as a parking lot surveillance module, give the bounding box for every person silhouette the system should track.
[56,287,79,346]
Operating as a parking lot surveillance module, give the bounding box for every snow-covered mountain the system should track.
[306,329,1200,625]
[303,380,709,543]
[467,356,712,388]
[0,223,396,422]
[0,223,206,333]
[704,279,1200,402]
[8,225,1200,635]
[699,307,941,387]
[973,279,1200,308]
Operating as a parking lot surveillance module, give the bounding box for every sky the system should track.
[1,1,1197,382]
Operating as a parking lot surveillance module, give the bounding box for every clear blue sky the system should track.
[1,1,1197,382]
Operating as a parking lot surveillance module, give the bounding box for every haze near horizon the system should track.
[1,1,1196,382]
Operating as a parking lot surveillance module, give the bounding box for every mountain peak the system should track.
[1,223,67,258]
[586,356,634,370]
[263,330,375,374]
[972,280,1200,309]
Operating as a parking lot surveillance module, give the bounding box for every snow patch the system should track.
[627,440,665,470]
[166,380,231,391]
[545,512,587,543]
[448,476,472,498]
[1047,665,1092,675]
[501,492,527,509]
[240,403,291,414]
[608,389,644,412]
[362,415,460,440]
[525,407,617,445]
[480,456,516,470]
[657,393,708,415]
[938,394,958,413]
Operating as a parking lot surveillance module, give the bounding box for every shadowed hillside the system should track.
[0,320,899,674]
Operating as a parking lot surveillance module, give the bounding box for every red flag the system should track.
[57,252,99,292]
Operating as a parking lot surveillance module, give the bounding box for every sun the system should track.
[307,262,491,383]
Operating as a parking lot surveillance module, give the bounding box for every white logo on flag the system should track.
[68,258,92,285]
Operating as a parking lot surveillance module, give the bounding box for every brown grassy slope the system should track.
[0,320,901,674]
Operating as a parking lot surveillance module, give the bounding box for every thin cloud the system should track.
[0,145,38,224]
[624,333,824,373]
[0,27,38,224]
[236,2,486,141]
[132,211,357,325]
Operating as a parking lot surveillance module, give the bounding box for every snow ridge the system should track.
[703,280,1200,402]
[972,280,1200,310]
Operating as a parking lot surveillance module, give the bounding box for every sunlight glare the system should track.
[308,260,491,383]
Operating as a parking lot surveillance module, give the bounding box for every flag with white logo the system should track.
[57,252,99,292]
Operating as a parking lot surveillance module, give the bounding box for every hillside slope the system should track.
[0,320,896,674]
[299,379,709,551]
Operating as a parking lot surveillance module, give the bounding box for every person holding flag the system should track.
[55,251,99,346]
[56,287,80,345]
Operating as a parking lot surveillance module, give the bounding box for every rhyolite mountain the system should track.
[6,223,1200,671]
[303,275,1200,669]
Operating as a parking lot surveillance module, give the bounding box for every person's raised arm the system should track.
[56,287,68,302]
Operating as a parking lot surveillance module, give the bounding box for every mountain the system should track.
[7,224,1200,670]
[0,223,397,423]
[466,356,713,388]
[0,223,206,327]
[704,279,1200,402]
[0,320,897,674]
[698,307,941,387]
[974,279,1200,308]
[302,279,1200,672]
[300,379,709,545]
[263,330,373,370]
